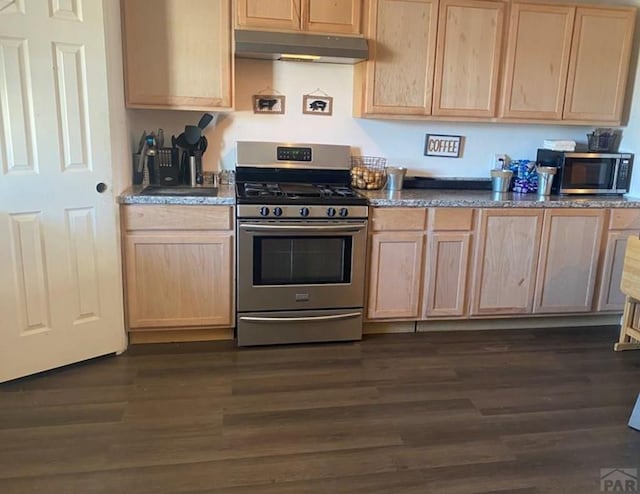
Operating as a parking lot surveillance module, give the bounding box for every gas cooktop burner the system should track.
[237,182,366,204]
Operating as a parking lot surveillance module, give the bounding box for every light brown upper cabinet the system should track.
[356,0,506,118]
[563,7,635,123]
[237,0,362,35]
[237,0,301,31]
[355,0,439,116]
[502,3,635,123]
[122,0,232,111]
[500,3,575,120]
[432,0,505,117]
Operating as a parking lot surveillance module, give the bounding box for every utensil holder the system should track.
[536,166,556,196]
[385,167,407,191]
[490,169,513,192]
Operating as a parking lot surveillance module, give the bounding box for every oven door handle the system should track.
[239,223,366,233]
[239,312,362,323]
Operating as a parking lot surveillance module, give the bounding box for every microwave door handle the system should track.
[239,312,362,323]
[612,159,620,190]
[240,223,365,233]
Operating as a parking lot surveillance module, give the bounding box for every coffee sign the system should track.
[424,134,463,158]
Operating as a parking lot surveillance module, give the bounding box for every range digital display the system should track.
[277,146,312,162]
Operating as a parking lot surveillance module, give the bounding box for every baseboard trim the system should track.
[416,314,621,332]
[363,314,622,334]
[128,328,234,344]
[363,321,416,334]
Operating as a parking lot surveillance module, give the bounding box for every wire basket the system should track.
[587,132,617,152]
[350,156,387,190]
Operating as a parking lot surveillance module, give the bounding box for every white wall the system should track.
[621,2,640,196]
[128,59,592,180]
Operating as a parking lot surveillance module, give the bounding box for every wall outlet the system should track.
[493,154,508,169]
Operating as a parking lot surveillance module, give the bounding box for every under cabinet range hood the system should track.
[234,30,368,64]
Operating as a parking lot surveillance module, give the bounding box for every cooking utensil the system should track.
[136,130,147,154]
[145,134,156,157]
[197,113,214,130]
[184,125,201,146]
[137,138,148,173]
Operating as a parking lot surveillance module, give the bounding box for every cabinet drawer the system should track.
[123,205,232,231]
[609,209,640,230]
[371,208,427,231]
[429,208,474,231]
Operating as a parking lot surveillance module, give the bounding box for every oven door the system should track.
[237,219,367,312]
[560,155,619,194]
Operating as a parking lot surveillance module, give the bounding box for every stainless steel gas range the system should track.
[235,141,369,346]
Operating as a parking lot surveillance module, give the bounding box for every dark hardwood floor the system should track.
[1,326,640,493]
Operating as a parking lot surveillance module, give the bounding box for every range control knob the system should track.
[339,208,349,217]
[327,207,336,217]
[273,207,283,217]
[300,207,310,217]
[259,207,270,217]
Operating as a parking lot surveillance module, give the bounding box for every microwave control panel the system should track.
[619,159,632,185]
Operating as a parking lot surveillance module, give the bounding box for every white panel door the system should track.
[0,0,126,382]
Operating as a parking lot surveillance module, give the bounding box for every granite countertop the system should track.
[118,185,640,208]
[118,185,236,205]
[361,189,640,208]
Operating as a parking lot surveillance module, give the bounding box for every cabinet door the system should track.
[424,232,472,317]
[125,232,234,328]
[122,0,232,110]
[368,231,425,319]
[500,3,574,120]
[432,0,505,117]
[362,0,438,115]
[303,0,362,34]
[471,209,543,315]
[237,0,301,30]
[563,7,635,123]
[598,231,636,312]
[534,210,605,314]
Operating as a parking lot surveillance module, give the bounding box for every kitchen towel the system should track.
[543,139,576,151]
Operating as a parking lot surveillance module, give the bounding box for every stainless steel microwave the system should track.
[536,149,633,195]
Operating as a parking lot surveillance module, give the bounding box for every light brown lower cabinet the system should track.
[470,209,544,315]
[122,205,234,330]
[598,231,634,311]
[367,207,427,319]
[367,231,425,319]
[533,209,605,313]
[422,208,475,317]
[423,232,472,317]
[366,206,640,323]
[597,210,640,311]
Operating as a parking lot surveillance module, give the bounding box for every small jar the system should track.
[218,169,236,185]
